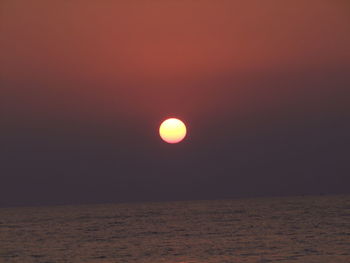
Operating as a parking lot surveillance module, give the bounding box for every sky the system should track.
[1,0,350,206]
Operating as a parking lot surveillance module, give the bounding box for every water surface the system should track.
[1,195,349,262]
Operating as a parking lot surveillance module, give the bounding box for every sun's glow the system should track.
[159,118,187,144]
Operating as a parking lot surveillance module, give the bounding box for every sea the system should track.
[0,195,349,263]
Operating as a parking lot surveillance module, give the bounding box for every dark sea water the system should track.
[0,195,349,263]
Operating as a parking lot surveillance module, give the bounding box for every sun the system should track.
[159,118,187,144]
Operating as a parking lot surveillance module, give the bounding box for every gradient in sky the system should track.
[1,0,350,206]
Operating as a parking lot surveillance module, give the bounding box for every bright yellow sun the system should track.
[159,118,187,144]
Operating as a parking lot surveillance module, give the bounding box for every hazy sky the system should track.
[1,0,349,206]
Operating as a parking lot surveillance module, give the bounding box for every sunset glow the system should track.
[159,118,187,144]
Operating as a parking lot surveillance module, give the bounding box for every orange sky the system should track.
[1,0,350,206]
[1,0,350,124]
